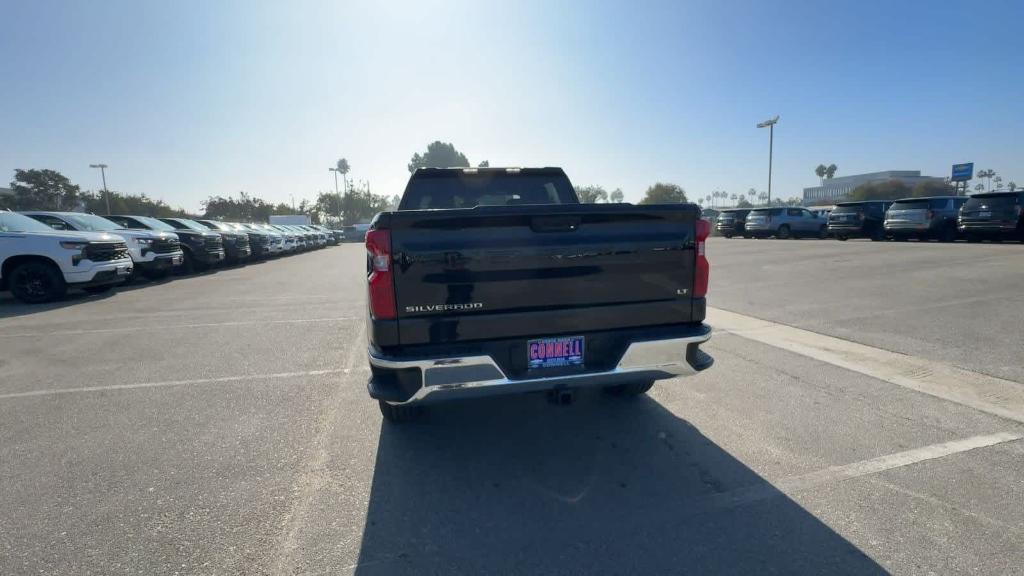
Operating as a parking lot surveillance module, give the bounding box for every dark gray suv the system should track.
[884,196,967,242]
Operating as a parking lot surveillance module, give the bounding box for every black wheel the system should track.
[939,226,956,243]
[603,380,655,397]
[776,225,791,239]
[869,227,885,241]
[378,400,421,423]
[82,285,114,295]
[9,260,67,304]
[817,225,829,239]
[176,250,194,274]
[722,234,733,239]
[836,234,848,241]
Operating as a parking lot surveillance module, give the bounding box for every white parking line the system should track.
[708,306,1024,425]
[710,431,1023,509]
[0,316,358,338]
[0,368,349,400]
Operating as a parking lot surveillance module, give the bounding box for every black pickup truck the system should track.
[365,167,713,421]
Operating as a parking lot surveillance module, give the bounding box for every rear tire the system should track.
[378,400,421,423]
[776,225,791,239]
[603,380,655,397]
[9,261,67,304]
[836,234,848,241]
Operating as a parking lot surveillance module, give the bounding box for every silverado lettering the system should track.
[405,302,484,313]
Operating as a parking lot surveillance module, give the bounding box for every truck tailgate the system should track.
[386,204,701,346]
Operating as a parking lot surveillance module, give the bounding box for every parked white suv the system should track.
[23,211,184,279]
[0,211,133,303]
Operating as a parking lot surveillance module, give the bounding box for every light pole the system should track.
[89,163,110,214]
[757,115,779,205]
[329,167,342,222]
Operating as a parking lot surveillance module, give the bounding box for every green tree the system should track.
[639,183,687,204]
[82,190,188,217]
[736,197,753,208]
[848,179,912,201]
[1009,181,1017,192]
[815,164,827,185]
[9,168,80,210]
[825,164,838,179]
[575,185,608,203]
[910,180,955,198]
[610,188,624,203]
[974,183,985,193]
[339,185,392,225]
[407,141,471,172]
[477,160,490,168]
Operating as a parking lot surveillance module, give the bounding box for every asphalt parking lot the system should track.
[2,240,1024,575]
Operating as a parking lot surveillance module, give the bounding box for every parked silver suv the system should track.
[884,196,967,242]
[745,207,829,239]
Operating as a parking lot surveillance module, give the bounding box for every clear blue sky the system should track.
[1,0,1021,212]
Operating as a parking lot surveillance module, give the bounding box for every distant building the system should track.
[803,170,944,204]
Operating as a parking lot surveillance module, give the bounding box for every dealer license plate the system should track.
[528,336,584,369]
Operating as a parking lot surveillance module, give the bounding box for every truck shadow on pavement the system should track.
[353,391,886,575]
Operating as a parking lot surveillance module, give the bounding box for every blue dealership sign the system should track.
[951,162,973,182]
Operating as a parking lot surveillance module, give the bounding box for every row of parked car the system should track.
[0,210,347,304]
[713,191,1024,242]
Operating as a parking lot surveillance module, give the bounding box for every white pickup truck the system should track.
[0,211,133,303]
[23,211,184,279]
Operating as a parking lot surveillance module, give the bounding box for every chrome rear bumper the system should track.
[368,328,713,406]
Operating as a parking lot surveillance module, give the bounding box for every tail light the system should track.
[694,219,710,298]
[365,229,396,319]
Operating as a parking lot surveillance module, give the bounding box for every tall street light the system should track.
[89,163,111,214]
[756,115,779,205]
[328,167,343,221]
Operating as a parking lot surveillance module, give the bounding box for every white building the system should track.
[803,170,944,204]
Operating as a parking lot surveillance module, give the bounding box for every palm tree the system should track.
[759,191,768,204]
[815,164,827,185]
[1009,181,1017,192]
[977,169,996,191]
[336,158,351,192]
[825,164,838,179]
[994,176,1003,190]
[730,193,738,206]
[974,183,985,193]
